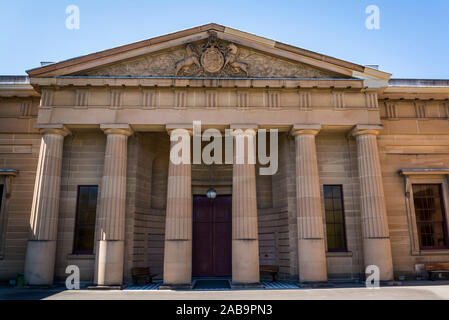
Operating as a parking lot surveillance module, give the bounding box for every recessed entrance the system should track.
[192,195,232,277]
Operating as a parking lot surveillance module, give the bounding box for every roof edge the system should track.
[26,23,387,79]
[27,23,225,76]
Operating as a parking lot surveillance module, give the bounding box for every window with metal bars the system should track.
[73,186,98,254]
[324,185,347,252]
[412,184,449,250]
[0,184,5,259]
[0,185,3,212]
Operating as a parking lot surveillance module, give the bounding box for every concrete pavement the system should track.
[1,282,449,300]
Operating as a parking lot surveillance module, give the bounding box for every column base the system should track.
[94,240,124,287]
[232,239,260,284]
[163,240,192,286]
[298,239,327,283]
[24,240,56,286]
[363,238,394,281]
[230,282,264,289]
[159,283,193,290]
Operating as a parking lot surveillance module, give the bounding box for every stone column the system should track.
[231,125,260,287]
[94,124,132,287]
[352,125,393,281]
[24,124,70,285]
[162,126,192,288]
[291,124,327,283]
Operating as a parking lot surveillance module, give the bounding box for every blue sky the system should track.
[1,0,448,78]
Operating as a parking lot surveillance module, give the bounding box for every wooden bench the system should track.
[131,267,158,285]
[425,263,449,280]
[260,265,279,282]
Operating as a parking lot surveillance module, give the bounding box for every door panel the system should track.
[193,222,213,275]
[192,195,232,277]
[192,197,213,277]
[213,196,232,276]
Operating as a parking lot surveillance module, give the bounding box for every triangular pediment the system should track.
[78,39,346,79]
[27,23,391,81]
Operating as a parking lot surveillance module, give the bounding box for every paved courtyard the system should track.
[1,281,449,300]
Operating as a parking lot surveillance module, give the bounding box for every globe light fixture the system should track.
[206,187,217,200]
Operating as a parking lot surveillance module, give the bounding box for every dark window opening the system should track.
[0,184,3,210]
[0,184,4,258]
[412,184,448,250]
[73,186,98,254]
[324,185,347,252]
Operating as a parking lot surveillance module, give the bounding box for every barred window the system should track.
[0,184,3,212]
[0,184,5,259]
[73,186,98,254]
[412,184,448,249]
[324,185,347,252]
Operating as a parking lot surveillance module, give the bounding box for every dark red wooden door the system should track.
[192,195,232,277]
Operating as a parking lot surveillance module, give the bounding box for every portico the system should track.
[17,23,401,287]
[23,122,394,287]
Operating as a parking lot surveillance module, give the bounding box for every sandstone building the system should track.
[0,24,448,287]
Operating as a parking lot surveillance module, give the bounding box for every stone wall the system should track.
[0,132,41,281]
[268,134,297,279]
[54,132,171,282]
[316,133,363,280]
[379,117,449,279]
[133,133,168,279]
[257,207,290,279]
[0,97,40,282]
[55,132,106,282]
[1,93,449,283]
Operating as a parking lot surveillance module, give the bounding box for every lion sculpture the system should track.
[175,44,201,75]
[223,43,248,76]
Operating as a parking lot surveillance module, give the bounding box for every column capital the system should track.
[230,124,258,130]
[35,124,71,137]
[100,124,133,136]
[290,124,321,137]
[166,124,193,136]
[230,124,258,137]
[351,124,383,137]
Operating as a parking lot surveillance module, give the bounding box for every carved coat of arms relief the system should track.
[175,31,248,77]
[81,32,344,78]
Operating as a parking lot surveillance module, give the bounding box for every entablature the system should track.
[33,78,381,112]
[31,76,366,89]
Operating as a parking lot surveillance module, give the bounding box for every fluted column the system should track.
[352,125,393,281]
[94,124,132,287]
[162,126,192,288]
[24,124,70,285]
[291,124,327,283]
[231,125,260,286]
